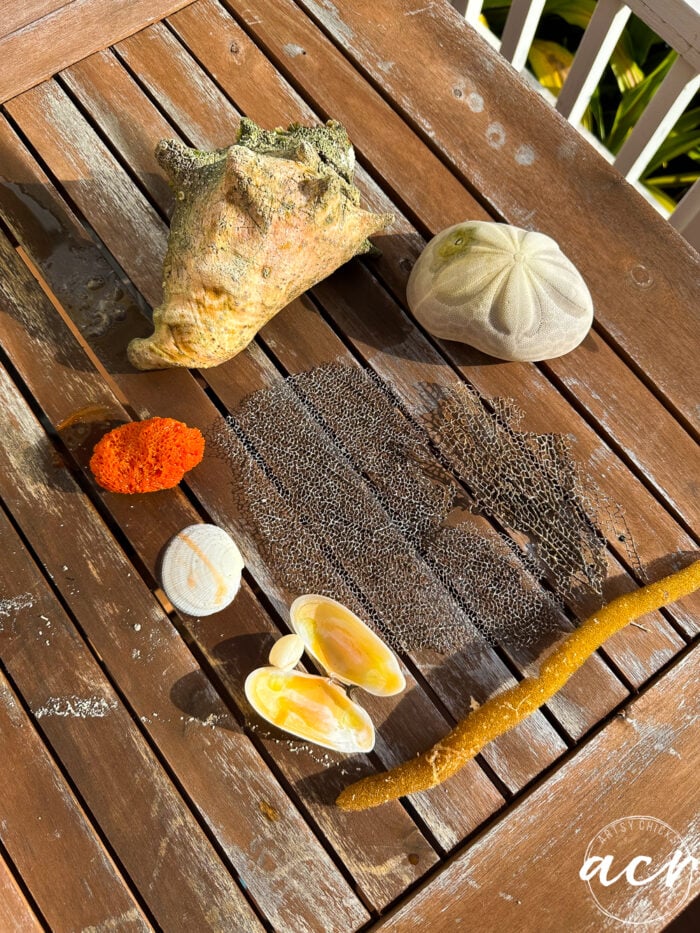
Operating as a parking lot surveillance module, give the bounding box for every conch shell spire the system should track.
[127,119,392,370]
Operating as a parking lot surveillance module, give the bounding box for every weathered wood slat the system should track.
[0,233,414,918]
[0,0,197,104]
[216,0,700,537]
[0,667,150,932]
[165,0,699,645]
[0,853,44,933]
[3,87,167,307]
[0,124,480,881]
[284,0,700,437]
[0,0,72,41]
[51,37,571,792]
[374,645,700,931]
[0,508,262,930]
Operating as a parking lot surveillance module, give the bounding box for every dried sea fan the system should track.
[209,364,637,654]
[127,119,392,370]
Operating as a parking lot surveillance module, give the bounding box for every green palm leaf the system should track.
[606,51,677,152]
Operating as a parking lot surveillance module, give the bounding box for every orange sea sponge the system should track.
[90,417,205,494]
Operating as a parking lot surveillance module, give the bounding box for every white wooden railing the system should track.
[453,0,700,251]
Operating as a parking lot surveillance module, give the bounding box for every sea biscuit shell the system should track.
[160,523,244,616]
[406,221,594,361]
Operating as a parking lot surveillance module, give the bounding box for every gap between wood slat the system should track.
[0,531,161,929]
[0,0,198,104]
[15,246,136,413]
[0,478,270,927]
[0,834,50,932]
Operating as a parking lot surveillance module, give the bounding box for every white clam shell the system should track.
[407,221,594,362]
[160,523,244,616]
[268,633,305,671]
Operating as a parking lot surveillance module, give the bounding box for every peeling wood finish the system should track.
[0,670,150,931]
[0,0,197,103]
[375,647,700,931]
[0,502,263,932]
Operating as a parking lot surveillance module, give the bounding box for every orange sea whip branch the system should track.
[336,559,700,811]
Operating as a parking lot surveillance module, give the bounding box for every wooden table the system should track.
[0,1,698,930]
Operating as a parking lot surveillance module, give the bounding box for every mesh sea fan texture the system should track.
[209,364,627,653]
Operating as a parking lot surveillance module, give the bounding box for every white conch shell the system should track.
[290,595,405,697]
[160,523,244,616]
[406,221,594,361]
[244,668,375,753]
